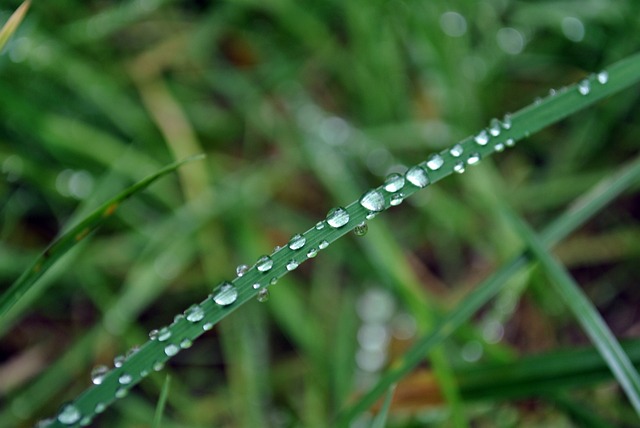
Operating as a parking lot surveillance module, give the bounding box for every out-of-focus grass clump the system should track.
[1,0,640,426]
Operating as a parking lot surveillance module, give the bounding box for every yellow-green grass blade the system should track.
[0,1,30,51]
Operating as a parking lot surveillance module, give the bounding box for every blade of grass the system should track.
[338,153,640,425]
[503,209,640,415]
[0,154,205,321]
[0,1,30,51]
[370,385,395,428]
[153,375,171,428]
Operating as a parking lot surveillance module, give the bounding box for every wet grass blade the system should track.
[0,154,205,321]
[504,210,640,416]
[153,375,171,428]
[0,1,30,51]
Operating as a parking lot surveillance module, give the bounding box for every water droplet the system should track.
[185,304,205,323]
[389,194,404,206]
[494,142,505,152]
[449,144,463,157]
[597,70,609,84]
[119,373,132,385]
[286,260,299,271]
[256,255,273,272]
[95,403,106,414]
[326,207,350,228]
[58,404,81,425]
[489,119,501,136]
[126,346,139,359]
[257,288,270,302]
[359,189,385,212]
[213,282,238,306]
[453,161,465,174]
[36,418,55,428]
[203,322,214,331]
[140,369,150,378]
[269,277,278,285]
[115,387,128,398]
[474,130,489,146]
[153,361,165,371]
[288,234,306,250]
[426,154,444,170]
[318,240,329,249]
[406,165,430,189]
[180,338,192,349]
[365,211,377,220]
[467,153,481,165]
[91,365,109,385]
[578,79,590,95]
[252,283,261,289]
[505,138,515,147]
[383,173,405,192]
[80,416,92,426]
[236,264,249,277]
[315,221,325,230]
[173,314,184,324]
[502,114,512,130]
[307,248,318,258]
[157,327,171,342]
[114,355,125,368]
[273,245,282,252]
[149,329,159,340]
[354,222,368,236]
[164,344,180,356]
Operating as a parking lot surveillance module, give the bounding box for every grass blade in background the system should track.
[504,209,640,415]
[153,375,171,428]
[0,1,30,51]
[370,385,395,428]
[0,154,205,321]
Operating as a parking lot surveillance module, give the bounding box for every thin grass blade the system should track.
[0,1,30,51]
[370,384,395,428]
[153,375,171,428]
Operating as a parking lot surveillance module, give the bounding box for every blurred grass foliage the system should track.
[1,0,640,427]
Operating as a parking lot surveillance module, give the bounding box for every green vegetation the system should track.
[1,1,640,427]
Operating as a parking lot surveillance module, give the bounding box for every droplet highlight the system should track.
[113,355,125,368]
[453,161,465,174]
[489,119,501,136]
[494,142,505,152]
[318,240,329,249]
[157,327,171,342]
[597,71,609,84]
[307,248,318,258]
[213,282,238,306]
[58,404,81,425]
[326,207,350,228]
[180,339,193,349]
[118,373,132,385]
[389,194,404,206]
[505,138,515,147]
[257,288,270,303]
[383,173,405,192]
[286,260,299,271]
[256,255,273,272]
[185,305,205,323]
[449,144,463,157]
[474,130,489,146]
[467,153,481,165]
[164,344,180,356]
[288,234,306,250]
[502,113,512,130]
[578,79,590,95]
[359,189,385,212]
[426,154,444,171]
[91,365,109,385]
[236,264,248,277]
[354,222,368,236]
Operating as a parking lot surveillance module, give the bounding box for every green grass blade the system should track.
[0,1,30,51]
[504,210,640,415]
[370,385,395,428]
[0,154,205,321]
[153,375,171,428]
[337,154,640,425]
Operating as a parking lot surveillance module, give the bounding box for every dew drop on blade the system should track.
[467,153,481,165]
[578,79,590,95]
[359,189,385,212]
[164,344,180,356]
[180,339,192,349]
[502,113,512,130]
[406,165,429,188]
[157,327,171,342]
[252,283,261,289]
[474,130,489,146]
[286,260,299,271]
[213,281,238,306]
[91,365,109,385]
[257,288,270,303]
[114,355,125,368]
[597,71,609,84]
[365,211,376,220]
[453,161,465,174]
[236,264,248,277]
[494,142,505,152]
[449,144,463,157]
[426,154,444,170]
[288,234,306,250]
[58,404,81,425]
[185,304,205,323]
[326,207,350,228]
[115,388,128,398]
[315,221,325,230]
[489,118,501,136]
[256,255,273,272]
[119,373,132,385]
[203,322,213,331]
[353,222,368,236]
[383,173,405,192]
[307,248,318,258]
[95,403,106,414]
[505,138,515,147]
[389,194,404,206]
[318,240,329,249]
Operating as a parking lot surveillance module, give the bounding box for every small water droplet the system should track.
[252,283,261,289]
[114,355,125,368]
[91,365,109,385]
[597,70,609,84]
[95,403,106,413]
[453,161,465,174]
[494,142,505,152]
[185,305,205,323]
[474,130,489,146]
[80,416,92,426]
[549,88,557,96]
[426,154,444,170]
[365,211,377,220]
[318,240,329,249]
[256,255,273,272]
[126,346,139,359]
[449,144,463,157]
[149,329,159,340]
[307,248,318,258]
[406,165,430,188]
[173,314,184,324]
[315,221,325,230]
[119,373,132,385]
[115,387,128,398]
[286,260,299,271]
[354,222,368,236]
[326,207,350,228]
[383,173,405,192]
[273,245,282,252]
[157,327,171,342]
[257,288,270,302]
[203,322,214,331]
[270,277,278,285]
[389,194,404,206]
[57,404,81,425]
[288,234,306,250]
[502,114,512,130]
[467,153,481,165]
[153,361,165,371]
[505,138,515,147]
[578,79,590,95]
[236,264,249,277]
[359,189,385,212]
[534,97,542,105]
[140,369,150,378]
[35,418,55,428]
[180,338,192,349]
[213,282,238,306]
[489,119,501,136]
[164,344,180,356]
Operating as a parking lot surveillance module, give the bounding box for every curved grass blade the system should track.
[0,1,30,51]
[504,210,640,416]
[0,154,205,321]
[153,375,171,428]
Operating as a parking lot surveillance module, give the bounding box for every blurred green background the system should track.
[1,0,640,426]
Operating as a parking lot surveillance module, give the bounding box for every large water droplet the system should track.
[288,234,306,250]
[467,153,481,165]
[597,71,609,84]
[236,264,248,277]
[502,113,512,130]
[489,119,501,136]
[180,338,192,349]
[354,222,368,236]
[389,194,404,206]
[157,327,171,342]
[474,130,489,146]
[453,161,465,174]
[213,282,238,306]
[578,79,590,95]
[185,305,205,323]
[257,288,270,303]
[114,355,125,368]
[256,255,273,272]
[57,404,81,425]
[307,248,318,258]
[164,344,180,356]
[359,189,385,212]
[319,240,329,249]
[119,373,132,385]
[326,207,350,228]
[406,166,429,188]
[91,365,109,385]
[383,173,405,192]
[426,154,444,171]
[286,260,299,271]
[449,144,463,157]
